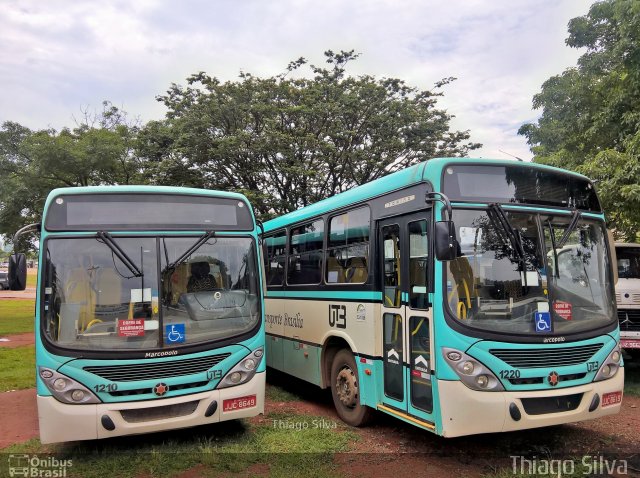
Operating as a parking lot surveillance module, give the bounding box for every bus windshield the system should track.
[42,235,260,351]
[446,209,615,336]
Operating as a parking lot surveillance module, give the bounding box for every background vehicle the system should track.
[615,243,640,358]
[262,158,623,437]
[8,186,265,443]
[0,268,8,289]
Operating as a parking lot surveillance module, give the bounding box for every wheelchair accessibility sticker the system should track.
[166,323,186,344]
[535,312,552,333]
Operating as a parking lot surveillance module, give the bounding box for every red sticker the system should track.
[553,301,572,320]
[118,319,145,337]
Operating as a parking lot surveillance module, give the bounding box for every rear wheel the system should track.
[330,349,372,426]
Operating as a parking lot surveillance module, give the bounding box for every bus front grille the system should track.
[83,353,231,382]
[618,309,640,331]
[489,344,603,368]
[109,380,210,397]
[120,400,200,423]
[508,372,586,386]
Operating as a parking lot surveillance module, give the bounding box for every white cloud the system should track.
[0,0,592,160]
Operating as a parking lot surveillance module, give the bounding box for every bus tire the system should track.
[330,349,372,427]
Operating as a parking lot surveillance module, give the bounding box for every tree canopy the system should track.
[0,50,479,242]
[0,103,141,248]
[147,50,480,217]
[519,0,640,240]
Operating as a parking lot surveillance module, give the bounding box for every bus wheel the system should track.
[330,349,372,426]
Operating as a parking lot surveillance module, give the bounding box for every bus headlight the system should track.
[217,348,264,389]
[39,367,101,405]
[476,375,489,388]
[593,346,622,382]
[442,348,504,392]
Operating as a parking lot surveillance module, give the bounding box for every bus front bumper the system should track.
[438,369,624,437]
[37,372,265,444]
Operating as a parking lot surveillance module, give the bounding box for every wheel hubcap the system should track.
[335,366,358,408]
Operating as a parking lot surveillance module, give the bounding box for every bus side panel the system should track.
[265,297,285,370]
[281,341,322,386]
[355,359,379,409]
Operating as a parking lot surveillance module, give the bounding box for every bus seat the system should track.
[326,256,345,283]
[64,267,96,332]
[346,257,367,283]
[96,268,122,305]
[94,267,124,321]
[449,256,474,307]
[171,263,190,303]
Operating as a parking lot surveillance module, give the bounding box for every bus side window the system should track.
[265,231,286,287]
[327,206,370,284]
[287,219,324,285]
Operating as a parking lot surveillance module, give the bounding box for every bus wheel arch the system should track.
[323,338,372,427]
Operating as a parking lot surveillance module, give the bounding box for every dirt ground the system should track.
[0,332,35,348]
[1,379,639,477]
[0,288,36,300]
[1,324,638,475]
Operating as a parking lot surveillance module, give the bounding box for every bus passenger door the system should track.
[379,220,407,411]
[404,217,435,425]
[379,214,435,426]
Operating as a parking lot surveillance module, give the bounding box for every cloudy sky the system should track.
[1,0,592,161]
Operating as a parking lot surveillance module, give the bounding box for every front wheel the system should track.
[330,349,372,427]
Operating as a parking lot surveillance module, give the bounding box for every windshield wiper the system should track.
[97,231,143,277]
[557,209,581,248]
[165,231,215,272]
[488,204,525,261]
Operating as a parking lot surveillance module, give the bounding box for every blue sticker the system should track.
[165,323,186,344]
[535,312,552,333]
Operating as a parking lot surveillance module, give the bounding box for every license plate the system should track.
[602,391,622,407]
[620,339,640,349]
[223,394,257,412]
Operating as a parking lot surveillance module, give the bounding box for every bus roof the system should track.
[264,158,593,232]
[46,185,249,202]
[44,185,252,215]
[42,185,256,232]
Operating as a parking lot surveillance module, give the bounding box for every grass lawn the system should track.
[0,299,35,336]
[0,345,35,391]
[1,412,358,477]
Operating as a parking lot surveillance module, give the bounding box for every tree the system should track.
[0,102,142,247]
[146,50,480,218]
[519,0,640,240]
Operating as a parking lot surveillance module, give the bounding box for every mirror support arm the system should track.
[13,223,41,246]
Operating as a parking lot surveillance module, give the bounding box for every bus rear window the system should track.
[45,193,254,231]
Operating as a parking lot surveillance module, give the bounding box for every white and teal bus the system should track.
[262,158,623,437]
[8,186,265,443]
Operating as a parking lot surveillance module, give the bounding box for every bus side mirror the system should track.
[435,221,458,262]
[9,253,27,291]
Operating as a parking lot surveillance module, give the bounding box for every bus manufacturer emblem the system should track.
[547,371,559,387]
[154,383,169,396]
